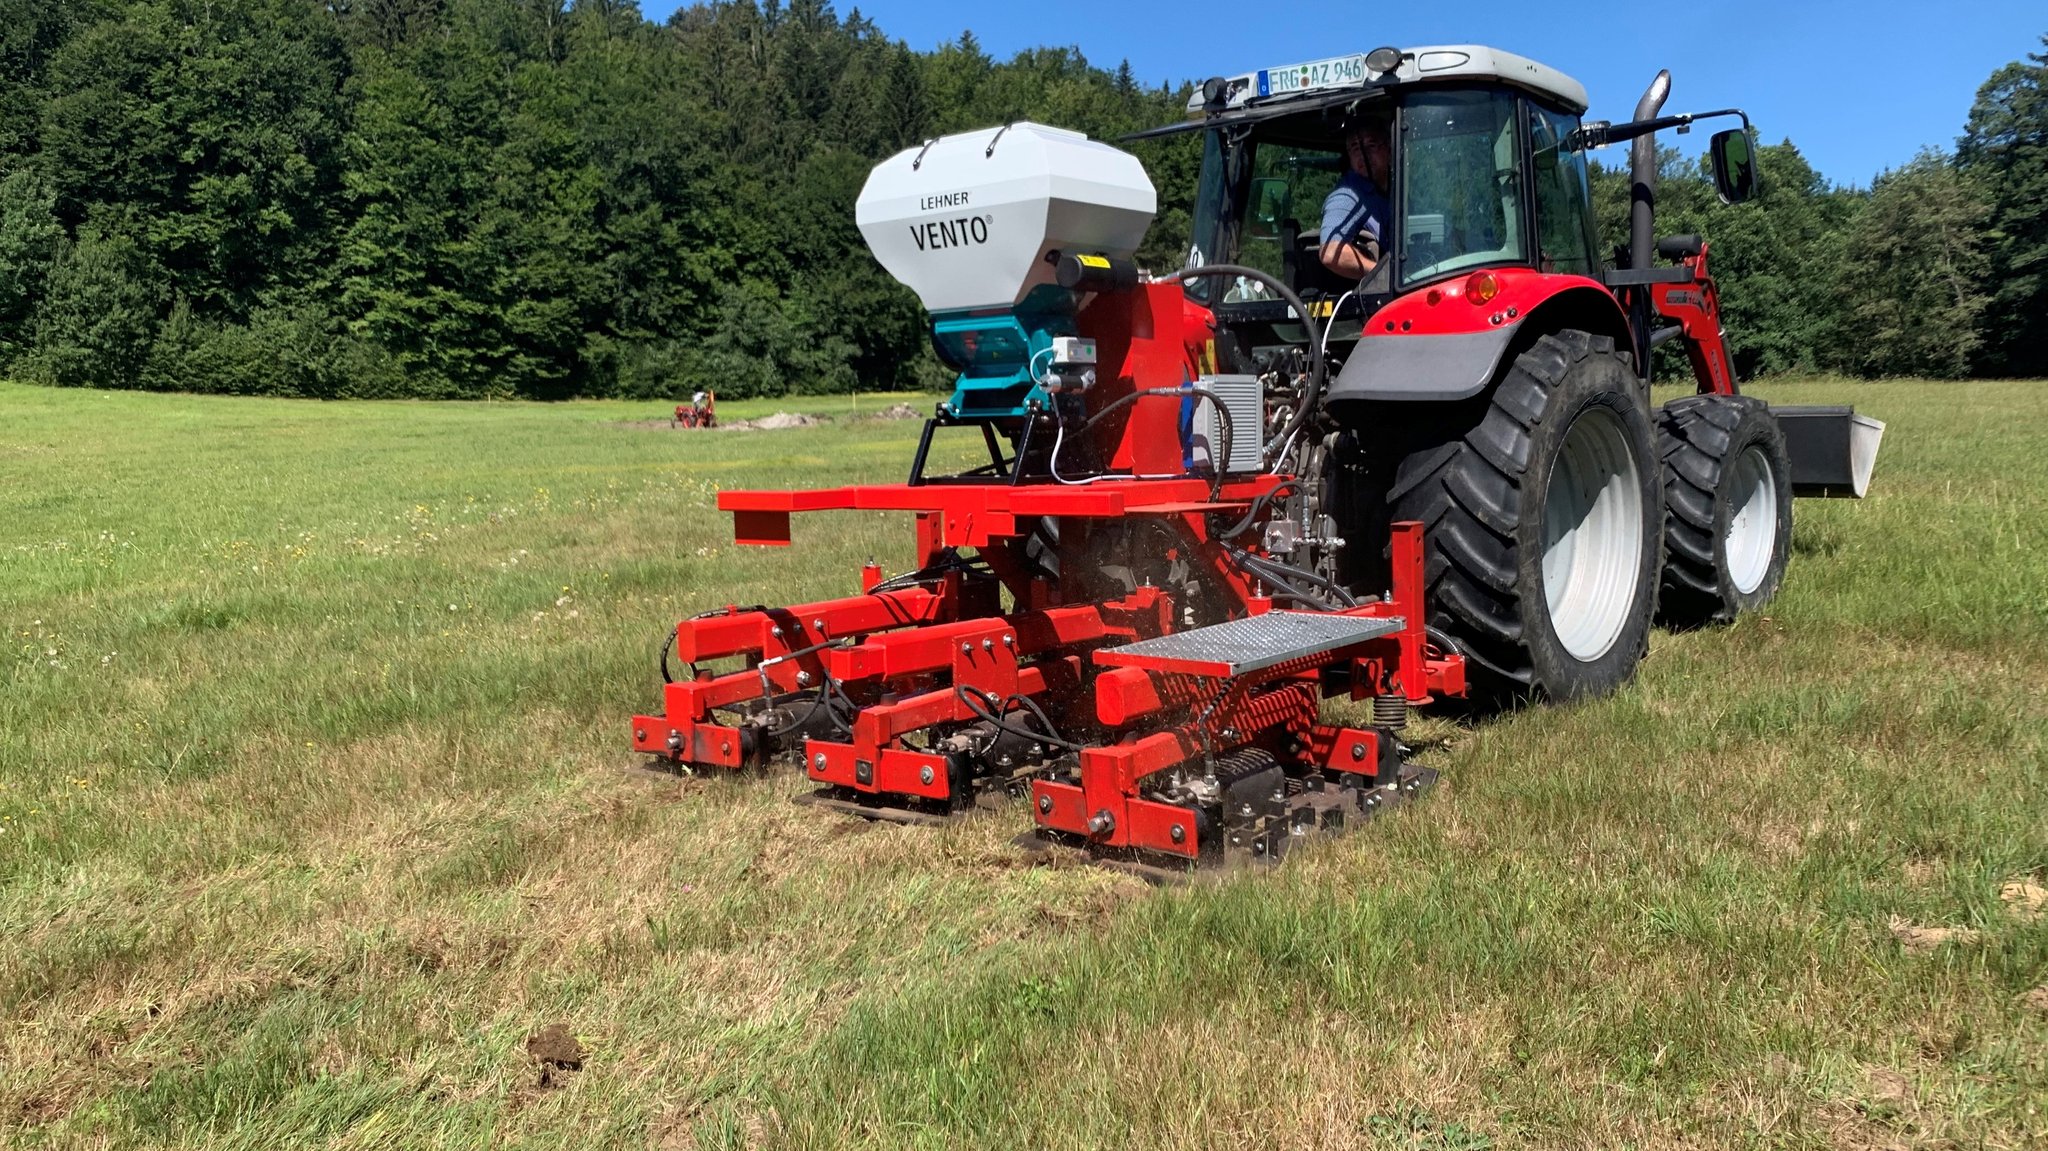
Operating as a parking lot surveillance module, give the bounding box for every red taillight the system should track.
[1465,272,1499,306]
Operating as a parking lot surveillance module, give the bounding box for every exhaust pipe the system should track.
[1629,70,1671,273]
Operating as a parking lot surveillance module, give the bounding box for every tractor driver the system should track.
[1319,119,1392,279]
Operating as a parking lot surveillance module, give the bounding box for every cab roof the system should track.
[1182,45,1589,120]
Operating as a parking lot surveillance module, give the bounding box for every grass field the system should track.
[2,377,2044,1149]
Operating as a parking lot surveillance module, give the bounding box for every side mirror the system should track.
[1709,128,1759,204]
[1248,177,1291,241]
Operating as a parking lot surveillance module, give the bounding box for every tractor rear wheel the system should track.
[1388,330,1662,705]
[1655,394,1792,628]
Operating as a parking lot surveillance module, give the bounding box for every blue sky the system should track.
[636,0,2044,188]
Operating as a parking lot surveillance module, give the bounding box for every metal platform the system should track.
[1095,611,1404,678]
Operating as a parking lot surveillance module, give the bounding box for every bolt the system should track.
[1038,794,1053,814]
[1170,824,1185,844]
[796,671,812,687]
[920,766,935,785]
[1240,802,1254,818]
[1221,726,1240,742]
[635,729,647,742]
[813,752,827,771]
[1087,810,1115,836]
[812,618,825,631]
[771,625,783,638]
[987,690,1002,705]
[961,642,972,654]
[666,731,682,751]
[1252,839,1267,856]
[1350,741,1365,761]
[1002,634,1014,647]
[982,637,994,652]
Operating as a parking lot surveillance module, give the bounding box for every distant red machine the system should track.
[673,390,716,429]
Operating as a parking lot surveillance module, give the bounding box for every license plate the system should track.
[1258,54,1366,98]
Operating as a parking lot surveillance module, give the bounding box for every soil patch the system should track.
[1998,878,2046,921]
[526,1023,585,1087]
[727,411,831,431]
[1887,917,1980,954]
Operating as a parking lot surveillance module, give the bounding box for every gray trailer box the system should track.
[1771,405,1886,499]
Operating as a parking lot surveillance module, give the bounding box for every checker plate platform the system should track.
[1095,611,1403,678]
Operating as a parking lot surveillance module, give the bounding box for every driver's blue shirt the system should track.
[1321,170,1390,253]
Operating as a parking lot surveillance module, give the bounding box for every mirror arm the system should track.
[1569,108,1752,151]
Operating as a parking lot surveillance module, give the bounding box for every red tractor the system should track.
[673,390,716,428]
[630,46,1880,875]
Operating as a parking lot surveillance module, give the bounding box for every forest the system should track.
[0,0,2041,400]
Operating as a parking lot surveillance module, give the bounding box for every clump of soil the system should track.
[1999,878,2046,921]
[865,402,921,421]
[1888,917,1980,954]
[526,1023,585,1087]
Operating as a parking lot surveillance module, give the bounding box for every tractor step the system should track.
[1096,611,1404,678]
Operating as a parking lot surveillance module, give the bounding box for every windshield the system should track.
[1398,87,1526,286]
[1225,140,1346,302]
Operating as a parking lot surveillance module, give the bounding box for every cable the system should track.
[1162,264,1325,470]
[955,684,1087,751]
[1318,290,1356,364]
[1227,545,1359,610]
[867,552,992,595]
[1005,693,1072,748]
[1027,344,1056,387]
[1053,384,1235,498]
[1216,480,1301,541]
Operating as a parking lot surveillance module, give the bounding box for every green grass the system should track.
[2,378,2043,1149]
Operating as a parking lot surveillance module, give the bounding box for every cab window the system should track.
[1398,87,1525,286]
[1225,139,1345,301]
[1529,101,1597,276]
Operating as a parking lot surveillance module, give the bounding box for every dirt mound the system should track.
[1999,878,2046,920]
[1887,917,1980,954]
[724,411,831,431]
[866,402,922,421]
[526,1023,585,1087]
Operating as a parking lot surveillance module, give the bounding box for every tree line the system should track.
[0,2,2040,400]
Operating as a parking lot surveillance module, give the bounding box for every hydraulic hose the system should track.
[1059,383,1235,499]
[955,684,1086,751]
[1160,264,1325,470]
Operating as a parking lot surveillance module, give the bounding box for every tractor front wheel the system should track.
[1389,330,1663,706]
[1655,394,1793,628]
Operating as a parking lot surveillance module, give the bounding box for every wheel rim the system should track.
[1723,444,1777,595]
[1541,406,1645,662]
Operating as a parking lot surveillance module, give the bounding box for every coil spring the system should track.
[1372,693,1408,730]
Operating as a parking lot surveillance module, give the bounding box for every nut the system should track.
[1038,794,1053,814]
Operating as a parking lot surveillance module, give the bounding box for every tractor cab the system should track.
[1147,46,1608,353]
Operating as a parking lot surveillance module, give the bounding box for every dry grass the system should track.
[2,378,2045,1149]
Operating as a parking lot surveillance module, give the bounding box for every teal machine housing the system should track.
[929,285,1079,419]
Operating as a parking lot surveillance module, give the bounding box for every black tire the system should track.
[1388,330,1663,706]
[1655,394,1792,628]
